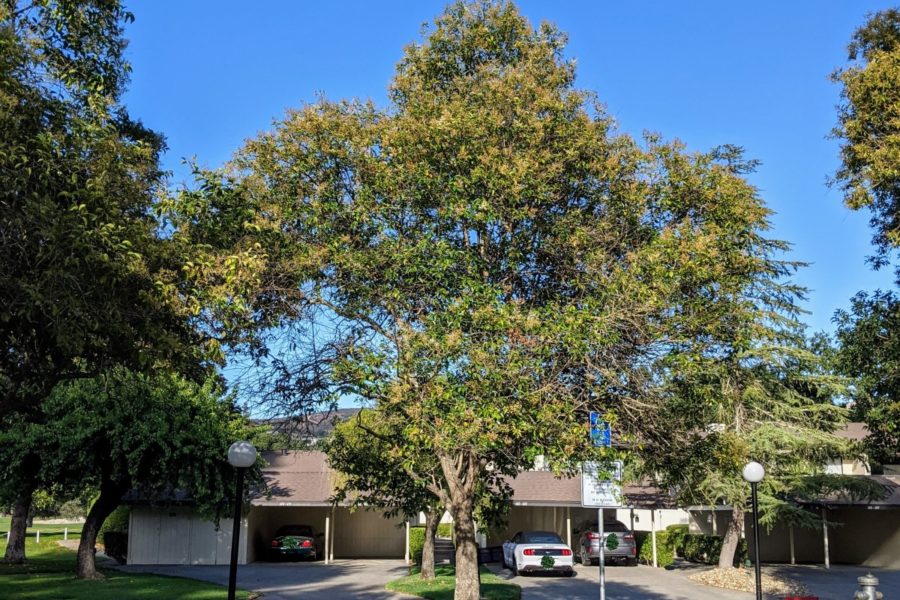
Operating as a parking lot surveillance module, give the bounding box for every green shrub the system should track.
[99,506,129,536]
[437,523,453,538]
[681,533,747,566]
[636,529,675,567]
[102,531,128,564]
[666,524,689,555]
[409,526,425,564]
[58,499,86,520]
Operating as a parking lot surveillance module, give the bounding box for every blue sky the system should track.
[122,0,896,335]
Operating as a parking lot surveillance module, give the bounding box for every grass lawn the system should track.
[387,565,521,600]
[0,518,84,537]
[0,531,252,599]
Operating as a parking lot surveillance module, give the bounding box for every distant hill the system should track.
[255,408,360,449]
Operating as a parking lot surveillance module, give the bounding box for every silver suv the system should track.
[575,519,637,566]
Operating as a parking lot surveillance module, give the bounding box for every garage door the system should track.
[128,507,248,565]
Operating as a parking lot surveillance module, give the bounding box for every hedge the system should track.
[635,528,676,568]
[100,506,130,565]
[409,523,455,564]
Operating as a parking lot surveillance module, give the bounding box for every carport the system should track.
[488,470,683,567]
[127,451,409,565]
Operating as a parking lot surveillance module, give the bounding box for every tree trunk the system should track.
[717,506,745,569]
[3,485,34,564]
[420,508,441,580]
[76,483,124,579]
[450,500,480,600]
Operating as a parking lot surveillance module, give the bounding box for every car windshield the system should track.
[276,525,313,537]
[522,532,563,544]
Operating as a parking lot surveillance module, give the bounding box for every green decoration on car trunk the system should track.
[606,533,619,551]
[540,554,555,568]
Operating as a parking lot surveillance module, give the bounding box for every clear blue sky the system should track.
[122,0,896,335]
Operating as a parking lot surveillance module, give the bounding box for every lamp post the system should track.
[227,441,257,600]
[742,461,765,600]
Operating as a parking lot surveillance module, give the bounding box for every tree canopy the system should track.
[833,290,900,465]
[833,8,900,269]
[0,368,263,578]
[166,2,820,596]
[0,0,204,417]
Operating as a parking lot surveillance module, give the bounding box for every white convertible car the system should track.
[502,530,575,576]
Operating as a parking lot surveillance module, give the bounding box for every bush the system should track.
[681,533,747,566]
[437,523,453,538]
[666,524,689,555]
[102,531,128,564]
[409,526,425,564]
[58,499,86,520]
[99,505,129,539]
[636,529,676,567]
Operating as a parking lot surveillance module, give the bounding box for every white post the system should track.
[404,520,410,564]
[599,509,606,600]
[329,508,335,561]
[629,508,635,532]
[822,507,830,569]
[789,524,795,565]
[712,510,718,536]
[64,528,68,542]
[324,514,330,565]
[35,530,39,544]
[566,507,571,548]
[651,508,658,568]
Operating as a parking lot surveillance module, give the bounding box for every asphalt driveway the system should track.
[491,563,753,600]
[491,562,900,600]
[119,559,408,600]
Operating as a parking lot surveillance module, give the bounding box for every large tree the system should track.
[0,368,262,578]
[832,8,900,269]
[0,0,203,418]
[832,290,900,465]
[168,2,805,597]
[1,1,206,563]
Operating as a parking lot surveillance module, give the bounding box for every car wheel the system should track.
[511,557,519,576]
[580,546,592,566]
[501,551,507,569]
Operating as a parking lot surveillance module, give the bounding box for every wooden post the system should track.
[822,507,830,569]
[789,524,795,565]
[651,508,658,568]
[64,527,68,542]
[324,514,330,565]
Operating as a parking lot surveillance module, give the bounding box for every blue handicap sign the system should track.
[589,412,611,447]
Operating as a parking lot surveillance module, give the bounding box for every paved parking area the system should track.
[119,559,408,600]
[491,563,753,600]
[121,559,900,600]
[491,563,900,600]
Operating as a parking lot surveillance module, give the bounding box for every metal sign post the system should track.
[598,510,605,600]
[581,460,622,600]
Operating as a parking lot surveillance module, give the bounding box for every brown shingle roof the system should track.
[252,451,333,506]
[507,471,677,508]
[834,422,870,442]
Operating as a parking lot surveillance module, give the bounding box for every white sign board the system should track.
[581,460,623,508]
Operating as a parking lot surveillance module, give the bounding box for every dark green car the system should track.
[268,525,322,560]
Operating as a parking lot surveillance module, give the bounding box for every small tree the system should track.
[3,369,262,579]
[325,409,445,579]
